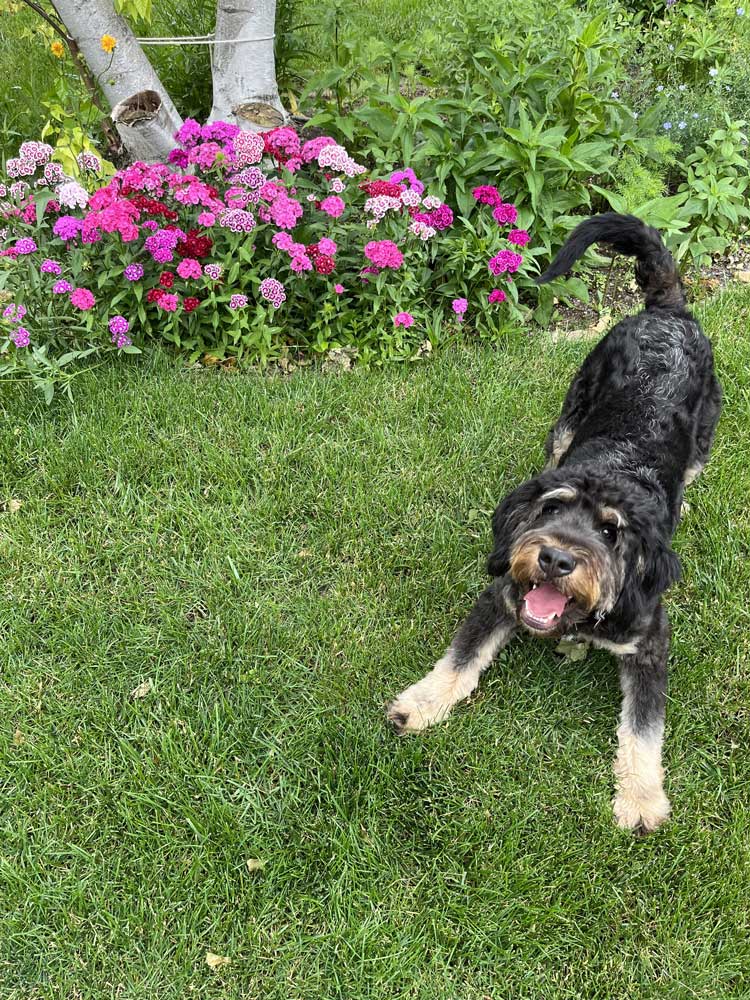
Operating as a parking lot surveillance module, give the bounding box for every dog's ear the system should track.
[641,538,682,601]
[613,534,681,628]
[487,477,545,577]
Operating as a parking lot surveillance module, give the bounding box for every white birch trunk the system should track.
[209,0,287,129]
[50,0,182,161]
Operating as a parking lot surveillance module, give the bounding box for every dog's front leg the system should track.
[612,606,671,833]
[387,582,517,734]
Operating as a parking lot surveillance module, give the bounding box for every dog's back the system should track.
[538,213,722,524]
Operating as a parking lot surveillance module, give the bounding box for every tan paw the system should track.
[386,682,452,734]
[613,789,671,834]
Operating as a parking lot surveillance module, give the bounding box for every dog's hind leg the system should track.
[387,583,517,733]
[685,374,722,487]
[612,605,671,834]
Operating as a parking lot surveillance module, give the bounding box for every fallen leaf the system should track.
[555,638,589,662]
[246,858,265,872]
[13,728,25,746]
[205,951,231,970]
[735,269,750,283]
[130,678,154,700]
[4,499,22,514]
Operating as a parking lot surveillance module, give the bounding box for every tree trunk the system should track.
[50,0,182,161]
[209,0,286,130]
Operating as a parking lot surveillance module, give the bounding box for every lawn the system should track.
[1,288,749,999]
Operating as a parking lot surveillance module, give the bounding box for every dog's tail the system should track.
[537,212,685,311]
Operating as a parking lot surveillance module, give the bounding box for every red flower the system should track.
[176,228,213,259]
[314,255,335,275]
[159,271,175,288]
[146,288,164,303]
[359,180,405,198]
[183,296,200,313]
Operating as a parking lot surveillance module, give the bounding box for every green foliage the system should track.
[305,2,649,257]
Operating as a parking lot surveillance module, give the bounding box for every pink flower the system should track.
[317,144,366,177]
[290,255,313,272]
[488,288,507,304]
[233,130,265,167]
[204,263,223,280]
[508,228,530,247]
[364,240,403,269]
[301,135,337,163]
[40,259,62,274]
[472,185,502,206]
[11,326,30,348]
[488,250,523,275]
[259,277,286,307]
[70,287,95,310]
[197,212,216,226]
[493,203,518,225]
[177,258,202,279]
[108,315,130,335]
[229,293,248,309]
[334,284,344,294]
[320,196,345,218]
[14,237,37,255]
[317,238,337,255]
[393,312,414,327]
[269,195,303,230]
[157,293,179,312]
[124,263,144,281]
[452,298,468,315]
[52,279,72,294]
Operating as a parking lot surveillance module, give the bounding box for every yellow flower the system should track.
[50,40,65,58]
[100,34,117,53]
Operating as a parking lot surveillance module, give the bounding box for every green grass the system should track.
[1,288,750,999]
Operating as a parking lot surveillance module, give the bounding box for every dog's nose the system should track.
[538,546,576,578]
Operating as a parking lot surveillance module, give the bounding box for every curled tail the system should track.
[537,212,685,311]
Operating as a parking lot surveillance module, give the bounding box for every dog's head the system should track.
[487,469,680,635]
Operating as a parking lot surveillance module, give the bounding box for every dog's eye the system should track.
[600,523,618,544]
[541,502,560,516]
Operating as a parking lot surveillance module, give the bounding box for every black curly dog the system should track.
[388,212,722,833]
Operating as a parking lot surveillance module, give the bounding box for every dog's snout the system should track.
[538,545,576,578]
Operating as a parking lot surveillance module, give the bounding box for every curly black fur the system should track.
[387,213,722,833]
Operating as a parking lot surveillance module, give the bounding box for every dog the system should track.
[387,213,722,834]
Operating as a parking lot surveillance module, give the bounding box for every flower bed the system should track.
[0,125,538,397]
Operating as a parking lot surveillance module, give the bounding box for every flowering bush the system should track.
[0,123,537,395]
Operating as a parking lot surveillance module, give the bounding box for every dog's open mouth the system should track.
[520,581,572,632]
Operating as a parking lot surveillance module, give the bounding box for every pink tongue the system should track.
[523,581,568,618]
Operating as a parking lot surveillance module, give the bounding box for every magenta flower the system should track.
[52,280,72,294]
[14,237,37,255]
[488,288,507,304]
[472,185,502,206]
[320,196,345,219]
[493,203,518,225]
[111,331,132,349]
[197,212,216,227]
[158,293,179,312]
[229,293,248,309]
[40,259,62,275]
[2,303,26,323]
[508,229,530,247]
[452,298,468,316]
[124,263,144,281]
[488,250,523,275]
[334,284,344,295]
[177,258,202,279]
[259,278,286,308]
[364,240,403,269]
[393,312,414,327]
[11,326,30,347]
[108,315,130,335]
[70,287,95,310]
[290,255,313,273]
[53,216,83,241]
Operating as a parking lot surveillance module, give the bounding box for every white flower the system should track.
[678,84,686,91]
[656,85,664,92]
[678,121,687,129]
[55,181,89,209]
[611,90,619,99]
[709,67,719,77]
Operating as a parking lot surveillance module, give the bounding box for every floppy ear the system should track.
[611,535,681,628]
[487,477,545,577]
[641,539,682,602]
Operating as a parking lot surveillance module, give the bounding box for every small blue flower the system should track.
[663,121,673,130]
[692,112,700,118]
[678,121,687,129]
[656,84,665,92]
[737,7,745,15]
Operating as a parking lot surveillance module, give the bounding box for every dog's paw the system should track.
[613,789,671,834]
[386,681,451,734]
